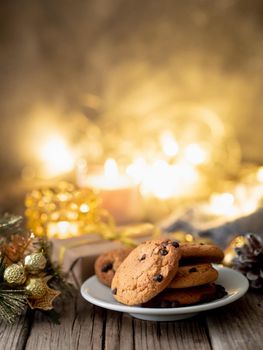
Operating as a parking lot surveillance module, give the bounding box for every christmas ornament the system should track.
[24,252,47,274]
[223,235,247,266]
[0,214,34,265]
[232,233,263,290]
[26,277,48,299]
[27,285,61,310]
[0,214,71,324]
[3,233,33,265]
[4,264,27,285]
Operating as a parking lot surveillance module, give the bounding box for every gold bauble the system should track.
[26,277,48,299]
[24,252,47,274]
[4,264,27,285]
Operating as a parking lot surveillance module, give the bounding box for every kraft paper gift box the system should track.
[51,234,126,287]
[51,224,156,287]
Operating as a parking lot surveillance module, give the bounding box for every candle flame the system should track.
[126,157,147,184]
[104,158,119,178]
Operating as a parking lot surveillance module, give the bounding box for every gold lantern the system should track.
[25,182,113,239]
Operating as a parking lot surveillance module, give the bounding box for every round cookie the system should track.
[111,239,181,306]
[180,243,224,265]
[95,248,133,287]
[168,263,218,289]
[143,284,227,308]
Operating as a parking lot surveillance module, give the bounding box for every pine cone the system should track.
[232,234,263,290]
[2,233,32,265]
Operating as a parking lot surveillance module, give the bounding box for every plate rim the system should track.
[80,265,249,315]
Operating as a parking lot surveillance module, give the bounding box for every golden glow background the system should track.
[1,0,263,181]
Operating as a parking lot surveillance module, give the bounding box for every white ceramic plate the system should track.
[80,265,249,321]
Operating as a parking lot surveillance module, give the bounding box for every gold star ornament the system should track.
[27,276,61,310]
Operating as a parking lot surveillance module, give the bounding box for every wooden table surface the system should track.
[0,290,262,350]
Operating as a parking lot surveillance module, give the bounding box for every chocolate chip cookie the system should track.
[143,283,227,308]
[111,239,181,305]
[180,243,224,265]
[168,263,218,289]
[95,248,133,287]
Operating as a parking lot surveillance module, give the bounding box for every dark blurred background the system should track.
[1,0,263,184]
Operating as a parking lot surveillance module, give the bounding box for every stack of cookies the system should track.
[95,239,227,307]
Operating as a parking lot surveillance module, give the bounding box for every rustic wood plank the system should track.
[104,312,211,350]
[25,292,105,350]
[104,311,134,350]
[159,315,212,350]
[206,292,263,350]
[0,312,30,350]
[133,314,211,350]
[73,301,105,350]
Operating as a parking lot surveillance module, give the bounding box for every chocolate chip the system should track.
[161,241,169,247]
[112,288,117,295]
[139,254,146,261]
[160,249,168,256]
[200,243,204,245]
[172,241,180,248]
[189,267,197,273]
[153,274,163,282]
[101,263,113,272]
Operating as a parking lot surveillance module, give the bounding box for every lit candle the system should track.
[127,158,200,200]
[78,158,142,224]
[87,159,132,190]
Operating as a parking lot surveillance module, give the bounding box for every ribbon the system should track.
[57,222,158,266]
